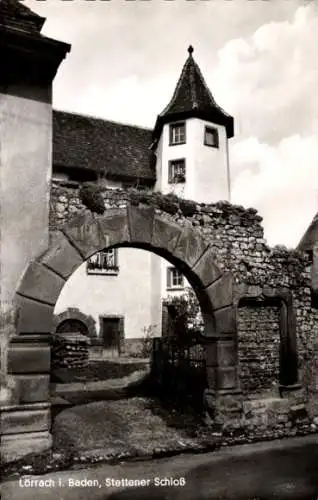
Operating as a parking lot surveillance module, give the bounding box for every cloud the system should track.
[212,4,318,143]
[24,0,317,247]
[231,134,318,247]
[209,4,318,247]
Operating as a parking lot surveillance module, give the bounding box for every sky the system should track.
[25,0,318,248]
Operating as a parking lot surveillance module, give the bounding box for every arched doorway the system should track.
[54,308,97,339]
[56,319,88,336]
[8,205,238,455]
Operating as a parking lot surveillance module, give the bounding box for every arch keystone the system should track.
[96,207,130,248]
[127,204,155,244]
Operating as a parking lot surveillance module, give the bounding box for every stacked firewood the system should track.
[51,332,90,369]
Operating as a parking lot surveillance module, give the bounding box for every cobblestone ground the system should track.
[2,397,318,480]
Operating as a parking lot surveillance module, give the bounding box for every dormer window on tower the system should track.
[169,122,186,145]
[204,126,219,148]
[168,159,186,184]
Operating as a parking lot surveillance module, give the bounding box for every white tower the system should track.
[152,45,234,204]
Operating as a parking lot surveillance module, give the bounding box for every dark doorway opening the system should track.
[56,319,89,337]
[100,316,123,356]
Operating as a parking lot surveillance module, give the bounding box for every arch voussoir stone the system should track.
[97,207,130,248]
[173,225,210,269]
[213,306,236,335]
[16,295,55,334]
[127,204,155,244]
[205,272,234,311]
[16,262,66,306]
[191,246,223,288]
[151,214,183,254]
[61,210,110,259]
[39,230,84,280]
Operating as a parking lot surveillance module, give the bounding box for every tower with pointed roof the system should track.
[153,46,234,204]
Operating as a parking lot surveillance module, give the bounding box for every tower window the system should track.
[87,248,119,275]
[167,267,184,289]
[168,159,186,184]
[204,126,219,148]
[169,122,186,145]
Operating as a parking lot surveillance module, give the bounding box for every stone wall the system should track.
[50,182,318,399]
[238,304,280,394]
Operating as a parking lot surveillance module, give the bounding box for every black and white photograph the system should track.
[1,0,318,498]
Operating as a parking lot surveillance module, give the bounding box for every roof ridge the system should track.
[53,109,152,132]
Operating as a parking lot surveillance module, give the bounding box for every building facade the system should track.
[52,46,235,352]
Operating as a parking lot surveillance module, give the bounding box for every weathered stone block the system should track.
[13,374,50,403]
[15,295,54,334]
[192,247,222,288]
[8,337,50,374]
[0,404,50,435]
[205,340,236,367]
[62,210,110,259]
[206,365,238,391]
[97,208,130,247]
[214,306,236,334]
[206,273,233,310]
[127,205,155,244]
[39,230,84,279]
[151,215,183,257]
[173,226,210,269]
[1,430,52,463]
[17,262,65,306]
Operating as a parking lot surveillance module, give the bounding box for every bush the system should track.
[164,287,204,339]
[141,324,159,357]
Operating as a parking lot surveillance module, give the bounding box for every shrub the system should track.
[164,287,204,339]
[141,324,159,357]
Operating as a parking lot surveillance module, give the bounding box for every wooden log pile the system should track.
[51,332,90,369]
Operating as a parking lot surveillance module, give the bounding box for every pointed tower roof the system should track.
[0,0,45,33]
[153,46,234,141]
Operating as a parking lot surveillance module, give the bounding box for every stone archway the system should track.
[54,308,97,339]
[5,205,237,460]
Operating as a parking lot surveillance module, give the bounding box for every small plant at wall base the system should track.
[164,287,204,339]
[141,324,159,357]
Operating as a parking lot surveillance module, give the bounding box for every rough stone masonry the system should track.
[50,181,318,411]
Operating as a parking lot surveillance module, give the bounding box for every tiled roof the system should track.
[153,46,234,140]
[53,110,155,182]
[0,0,45,33]
[297,213,318,252]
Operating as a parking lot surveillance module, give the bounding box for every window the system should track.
[168,159,186,184]
[204,126,219,148]
[167,267,184,289]
[87,248,119,275]
[169,122,186,145]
